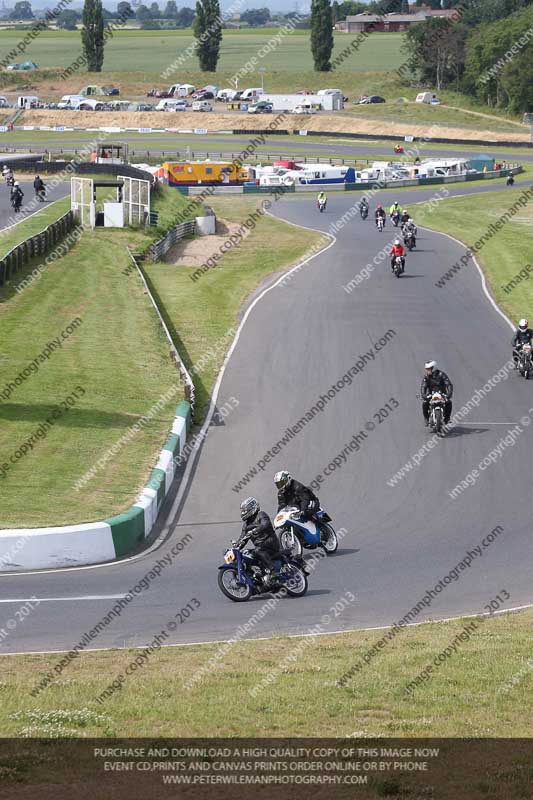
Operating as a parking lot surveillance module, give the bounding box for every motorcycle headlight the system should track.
[224,550,235,564]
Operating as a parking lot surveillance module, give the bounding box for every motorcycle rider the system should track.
[375,203,386,228]
[236,497,281,586]
[275,470,320,522]
[400,208,411,225]
[10,181,24,211]
[421,360,453,426]
[317,191,327,209]
[389,200,401,221]
[402,217,417,247]
[33,174,45,200]
[512,318,533,367]
[359,196,369,217]
[390,238,406,273]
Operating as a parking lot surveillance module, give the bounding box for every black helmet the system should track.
[240,497,259,521]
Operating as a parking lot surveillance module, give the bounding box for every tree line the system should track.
[404,0,533,113]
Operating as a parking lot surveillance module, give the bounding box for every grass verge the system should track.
[0,184,189,527]
[1,608,531,738]
[413,184,533,318]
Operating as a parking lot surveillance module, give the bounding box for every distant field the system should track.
[0,29,405,74]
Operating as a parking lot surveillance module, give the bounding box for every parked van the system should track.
[156,98,187,111]
[192,100,212,112]
[17,95,40,109]
[291,103,316,114]
[240,87,264,101]
[57,94,86,109]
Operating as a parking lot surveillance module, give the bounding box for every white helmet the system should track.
[425,360,437,370]
[274,470,292,490]
[394,238,401,246]
[519,318,528,331]
[14,181,19,187]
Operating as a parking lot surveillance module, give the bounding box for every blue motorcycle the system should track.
[274,506,338,558]
[218,542,309,602]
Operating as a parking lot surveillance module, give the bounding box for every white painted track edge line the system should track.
[1,603,531,658]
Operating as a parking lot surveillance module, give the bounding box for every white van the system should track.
[240,87,264,101]
[156,98,187,111]
[217,88,238,101]
[317,88,343,96]
[58,94,86,109]
[17,95,40,109]
[192,100,212,112]
[291,103,316,115]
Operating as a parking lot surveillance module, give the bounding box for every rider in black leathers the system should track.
[421,361,453,425]
[275,471,319,520]
[33,175,45,200]
[512,319,533,366]
[236,497,282,584]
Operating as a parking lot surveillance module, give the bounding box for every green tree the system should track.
[82,0,104,72]
[177,6,195,25]
[150,2,160,17]
[136,4,152,20]
[240,7,271,26]
[401,0,410,11]
[117,1,134,17]
[310,0,333,71]
[403,16,468,88]
[10,1,33,19]
[193,0,222,70]
[57,9,80,28]
[164,0,178,16]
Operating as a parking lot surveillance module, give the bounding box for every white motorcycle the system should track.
[274,506,338,557]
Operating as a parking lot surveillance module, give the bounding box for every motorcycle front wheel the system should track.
[280,528,303,557]
[280,564,308,597]
[321,524,338,554]
[432,407,443,434]
[218,568,252,602]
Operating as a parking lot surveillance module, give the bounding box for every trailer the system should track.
[252,163,358,186]
[260,93,343,112]
[163,160,249,186]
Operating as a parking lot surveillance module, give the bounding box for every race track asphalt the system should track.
[0,178,70,231]
[1,180,532,657]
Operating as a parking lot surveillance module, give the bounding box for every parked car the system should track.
[136,102,154,111]
[192,100,212,112]
[156,98,188,111]
[358,95,386,104]
[192,90,215,100]
[0,96,9,108]
[102,86,120,96]
[247,101,273,114]
[291,104,316,115]
[148,88,171,98]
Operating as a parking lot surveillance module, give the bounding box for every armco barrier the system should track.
[0,400,192,571]
[0,210,74,287]
[147,219,196,261]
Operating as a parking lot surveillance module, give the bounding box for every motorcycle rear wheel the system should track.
[321,524,338,554]
[281,565,308,597]
[280,528,303,557]
[218,568,252,602]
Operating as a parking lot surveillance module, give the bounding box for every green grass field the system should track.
[413,185,533,323]
[0,29,405,75]
[0,196,70,259]
[1,608,531,741]
[0,184,189,527]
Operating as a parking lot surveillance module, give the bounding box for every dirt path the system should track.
[165,218,249,267]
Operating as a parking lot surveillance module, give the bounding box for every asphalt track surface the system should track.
[0,179,70,231]
[5,134,533,162]
[1,179,532,657]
